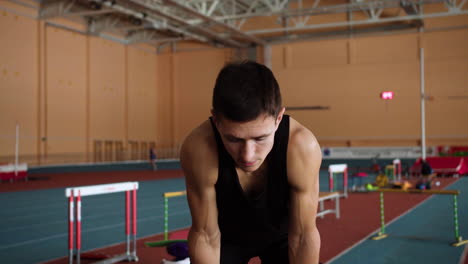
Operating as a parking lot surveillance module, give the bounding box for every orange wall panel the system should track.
[45,26,87,154]
[289,40,348,68]
[353,33,419,64]
[127,47,157,141]
[0,1,38,17]
[155,53,175,148]
[425,99,468,136]
[173,49,227,142]
[89,37,126,141]
[423,3,468,29]
[271,33,441,146]
[425,14,468,29]
[424,29,468,60]
[424,29,468,137]
[0,11,38,157]
[426,57,468,97]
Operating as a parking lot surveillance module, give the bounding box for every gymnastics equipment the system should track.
[317,192,340,219]
[0,124,28,182]
[410,157,468,176]
[384,159,402,182]
[328,164,348,198]
[0,163,28,182]
[372,188,468,247]
[65,182,139,264]
[146,190,188,247]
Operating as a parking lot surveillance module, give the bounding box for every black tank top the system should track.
[210,115,290,246]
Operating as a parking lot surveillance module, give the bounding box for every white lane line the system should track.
[0,209,190,250]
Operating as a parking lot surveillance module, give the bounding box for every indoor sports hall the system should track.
[1,1,468,264]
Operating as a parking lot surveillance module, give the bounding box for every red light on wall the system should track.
[380,91,394,100]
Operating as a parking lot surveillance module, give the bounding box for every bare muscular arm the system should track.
[287,118,322,264]
[180,121,221,263]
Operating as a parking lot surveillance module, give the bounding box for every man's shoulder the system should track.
[288,117,320,155]
[180,120,218,164]
[182,120,216,150]
[286,117,322,190]
[180,120,219,183]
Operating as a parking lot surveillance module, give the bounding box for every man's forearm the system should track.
[288,227,321,264]
[188,229,221,264]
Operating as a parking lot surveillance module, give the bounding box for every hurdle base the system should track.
[128,254,139,262]
[371,233,388,240]
[91,253,137,264]
[451,238,468,247]
[145,239,188,247]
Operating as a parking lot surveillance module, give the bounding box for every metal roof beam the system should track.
[400,0,419,15]
[163,0,266,45]
[93,0,209,43]
[39,0,76,19]
[247,8,468,35]
[63,8,116,17]
[212,0,445,21]
[128,0,247,47]
[87,15,120,34]
[126,29,159,44]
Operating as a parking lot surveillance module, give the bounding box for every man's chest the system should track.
[236,166,268,198]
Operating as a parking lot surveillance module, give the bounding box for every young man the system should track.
[180,61,321,264]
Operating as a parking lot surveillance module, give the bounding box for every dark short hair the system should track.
[212,60,282,122]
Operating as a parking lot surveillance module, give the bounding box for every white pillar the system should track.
[420,48,426,161]
[263,45,271,69]
[15,123,19,176]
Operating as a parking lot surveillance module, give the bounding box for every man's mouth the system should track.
[241,161,257,167]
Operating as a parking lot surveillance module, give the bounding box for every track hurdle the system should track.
[65,182,139,264]
[372,188,468,247]
[146,190,188,247]
[329,164,348,198]
[385,159,402,182]
[317,192,340,219]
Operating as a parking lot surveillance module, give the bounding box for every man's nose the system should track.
[240,141,255,162]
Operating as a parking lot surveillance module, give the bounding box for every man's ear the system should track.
[276,107,286,124]
[211,109,217,123]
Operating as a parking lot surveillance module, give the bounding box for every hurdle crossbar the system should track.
[164,190,187,198]
[65,182,139,264]
[378,188,459,195]
[328,164,348,198]
[372,188,467,247]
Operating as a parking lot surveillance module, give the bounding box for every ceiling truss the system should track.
[7,0,468,49]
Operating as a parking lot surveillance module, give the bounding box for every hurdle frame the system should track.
[163,190,187,240]
[328,164,348,198]
[317,192,340,219]
[385,159,402,182]
[65,182,139,264]
[393,159,402,182]
[371,188,468,247]
[145,190,188,247]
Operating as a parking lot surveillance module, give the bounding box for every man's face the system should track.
[215,112,283,173]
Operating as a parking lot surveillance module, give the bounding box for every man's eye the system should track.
[256,137,266,142]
